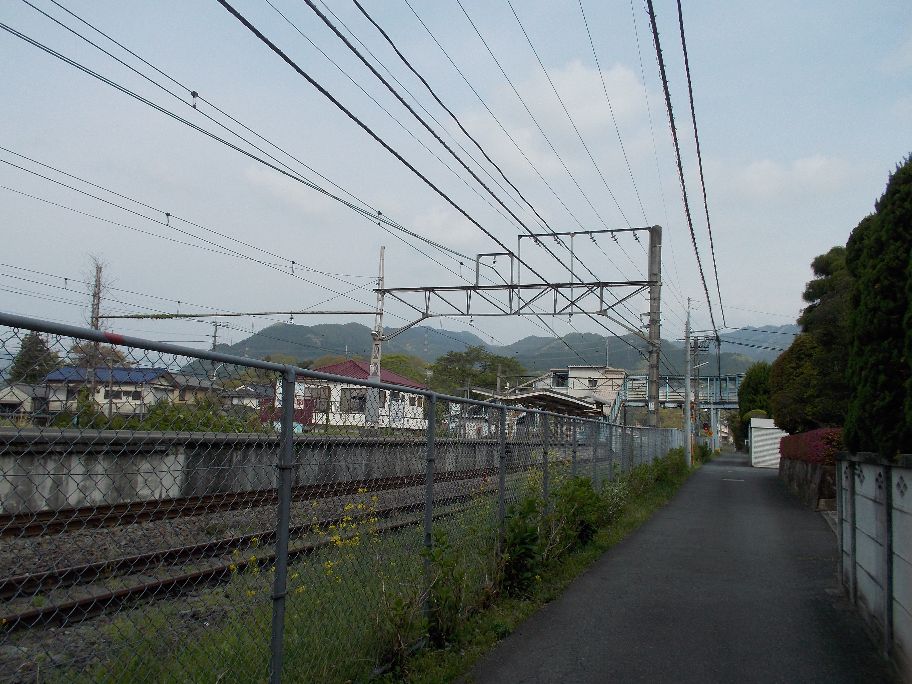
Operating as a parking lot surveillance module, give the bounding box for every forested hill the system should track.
[718,324,800,362]
[214,322,762,374]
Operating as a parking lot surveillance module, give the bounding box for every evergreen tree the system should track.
[770,246,852,432]
[738,361,771,418]
[429,346,525,395]
[8,332,60,383]
[845,156,912,457]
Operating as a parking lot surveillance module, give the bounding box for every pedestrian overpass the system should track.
[608,374,743,448]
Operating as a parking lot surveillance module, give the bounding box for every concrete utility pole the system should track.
[646,225,662,427]
[89,261,102,332]
[89,259,103,401]
[684,298,692,468]
[366,246,385,426]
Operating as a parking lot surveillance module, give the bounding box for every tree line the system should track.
[734,155,911,459]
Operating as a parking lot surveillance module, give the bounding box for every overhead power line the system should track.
[643,0,718,337]
[506,0,630,228]
[674,0,726,326]
[340,0,652,338]
[214,0,647,362]
[13,0,480,267]
[2,10,586,360]
[577,0,648,224]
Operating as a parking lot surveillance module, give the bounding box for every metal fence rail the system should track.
[0,312,682,682]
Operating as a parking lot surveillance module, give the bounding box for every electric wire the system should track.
[14,1,478,266]
[674,0,725,326]
[577,0,647,224]
[629,0,687,316]
[643,0,718,337]
[6,6,634,365]
[505,0,630,229]
[214,0,645,362]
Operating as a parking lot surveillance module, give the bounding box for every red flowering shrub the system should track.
[779,428,843,466]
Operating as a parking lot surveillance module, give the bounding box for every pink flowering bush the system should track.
[779,428,843,466]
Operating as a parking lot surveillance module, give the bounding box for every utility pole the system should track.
[89,261,102,332]
[211,321,220,351]
[366,246,385,426]
[89,259,103,403]
[684,298,692,467]
[646,225,662,427]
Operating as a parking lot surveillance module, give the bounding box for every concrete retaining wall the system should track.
[778,457,836,510]
[838,453,912,682]
[0,429,591,514]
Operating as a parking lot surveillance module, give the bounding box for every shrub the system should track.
[548,477,602,556]
[779,428,843,466]
[500,496,542,597]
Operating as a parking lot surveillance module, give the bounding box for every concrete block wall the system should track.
[1,427,682,515]
[838,453,912,682]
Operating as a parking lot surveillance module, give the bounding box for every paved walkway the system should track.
[471,453,894,683]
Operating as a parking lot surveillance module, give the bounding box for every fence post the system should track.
[268,368,296,684]
[497,404,507,545]
[881,463,894,658]
[423,394,437,624]
[593,423,602,490]
[542,414,550,509]
[571,420,578,477]
[847,460,857,603]
[607,423,614,482]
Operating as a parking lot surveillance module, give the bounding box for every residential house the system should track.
[0,383,48,422]
[169,374,218,403]
[44,367,174,418]
[278,359,428,430]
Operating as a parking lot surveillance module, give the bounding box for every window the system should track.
[131,390,142,401]
[391,391,401,402]
[553,373,567,388]
[588,378,598,389]
[417,396,423,408]
[379,390,387,407]
[340,387,367,414]
[408,396,417,407]
[103,390,123,400]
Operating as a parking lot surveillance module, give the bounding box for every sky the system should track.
[1,0,910,357]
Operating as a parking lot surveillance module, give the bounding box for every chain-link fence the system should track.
[0,312,682,683]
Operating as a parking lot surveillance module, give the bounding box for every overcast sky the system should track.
[1,0,910,355]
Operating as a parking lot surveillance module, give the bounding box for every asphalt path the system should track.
[471,453,894,683]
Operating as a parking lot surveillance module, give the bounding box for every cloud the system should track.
[881,29,912,73]
[715,155,853,202]
[243,164,335,216]
[453,60,652,183]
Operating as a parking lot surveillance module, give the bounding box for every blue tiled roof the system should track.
[45,367,171,384]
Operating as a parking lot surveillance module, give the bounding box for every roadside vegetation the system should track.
[36,448,696,683]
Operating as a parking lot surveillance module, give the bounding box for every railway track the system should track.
[0,489,490,632]
[0,466,501,537]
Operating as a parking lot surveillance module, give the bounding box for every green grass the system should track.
[387,458,693,683]
[41,453,692,683]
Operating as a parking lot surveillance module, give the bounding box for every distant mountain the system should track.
[718,324,799,363]
[214,322,759,376]
[216,322,487,363]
